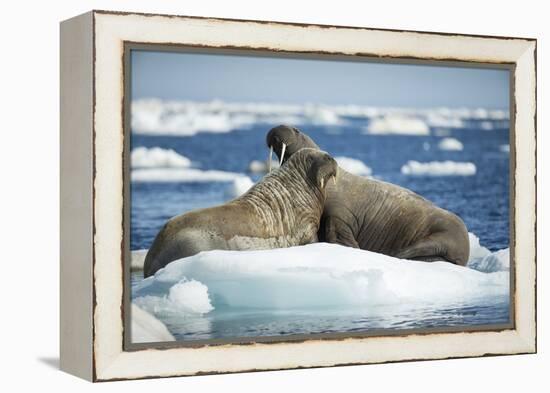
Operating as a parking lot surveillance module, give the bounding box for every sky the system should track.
[131,49,510,109]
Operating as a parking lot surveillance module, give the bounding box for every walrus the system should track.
[143,148,338,277]
[266,125,470,266]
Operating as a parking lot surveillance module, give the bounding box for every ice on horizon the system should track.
[131,98,509,137]
[364,115,430,136]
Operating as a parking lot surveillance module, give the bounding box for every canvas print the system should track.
[128,49,511,344]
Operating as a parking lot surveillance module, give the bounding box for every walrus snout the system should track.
[266,125,299,168]
[319,156,338,189]
[303,150,338,191]
[266,125,321,169]
[266,125,298,149]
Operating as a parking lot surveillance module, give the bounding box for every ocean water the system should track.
[131,124,509,251]
[130,276,510,341]
[129,120,510,342]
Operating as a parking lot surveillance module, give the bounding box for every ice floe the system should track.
[466,233,509,273]
[479,121,494,131]
[426,114,465,129]
[131,168,248,183]
[131,249,148,271]
[131,303,175,343]
[131,232,501,272]
[132,99,254,135]
[401,160,476,176]
[132,242,509,317]
[467,232,491,261]
[468,248,509,273]
[224,176,255,199]
[131,98,509,136]
[131,147,192,168]
[132,99,344,135]
[247,159,279,174]
[364,115,430,135]
[335,156,372,176]
[438,137,464,151]
[129,146,250,183]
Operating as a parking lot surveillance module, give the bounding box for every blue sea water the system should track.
[130,122,511,341]
[131,124,509,251]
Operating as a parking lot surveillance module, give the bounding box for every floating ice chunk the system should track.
[426,114,464,129]
[466,233,509,272]
[438,137,464,151]
[401,160,476,176]
[468,248,509,273]
[490,110,508,120]
[248,159,279,174]
[131,249,148,271]
[131,147,192,168]
[135,278,214,316]
[472,108,489,119]
[365,116,430,135]
[335,157,372,176]
[467,233,491,261]
[133,243,508,313]
[131,168,246,183]
[304,105,343,125]
[488,109,509,120]
[330,104,379,118]
[168,280,214,313]
[131,303,175,343]
[479,121,494,130]
[224,176,255,199]
[500,144,510,153]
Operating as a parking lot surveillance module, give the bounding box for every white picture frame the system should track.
[60,10,536,381]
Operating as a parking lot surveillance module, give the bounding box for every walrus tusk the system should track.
[268,145,273,173]
[320,177,324,189]
[332,175,337,186]
[280,143,287,165]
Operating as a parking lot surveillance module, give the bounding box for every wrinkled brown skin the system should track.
[266,125,470,266]
[143,148,338,277]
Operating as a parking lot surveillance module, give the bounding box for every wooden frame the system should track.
[60,10,536,382]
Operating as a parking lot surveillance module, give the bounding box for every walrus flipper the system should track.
[322,215,360,248]
[394,236,448,263]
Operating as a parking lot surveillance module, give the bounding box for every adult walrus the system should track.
[143,148,338,277]
[266,125,470,266]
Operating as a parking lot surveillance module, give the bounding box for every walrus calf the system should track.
[266,125,470,266]
[143,148,338,277]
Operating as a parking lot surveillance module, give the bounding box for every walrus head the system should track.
[287,148,338,191]
[266,125,320,170]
